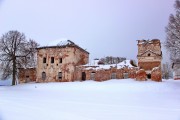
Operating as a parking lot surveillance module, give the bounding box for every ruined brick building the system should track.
[18,40,89,83]
[36,40,89,82]
[18,39,163,83]
[137,39,162,81]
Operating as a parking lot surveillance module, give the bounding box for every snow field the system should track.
[0,79,180,120]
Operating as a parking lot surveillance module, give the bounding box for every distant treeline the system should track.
[98,56,126,65]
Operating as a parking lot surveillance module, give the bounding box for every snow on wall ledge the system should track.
[83,60,134,70]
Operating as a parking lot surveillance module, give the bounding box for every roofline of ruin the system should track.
[37,44,89,54]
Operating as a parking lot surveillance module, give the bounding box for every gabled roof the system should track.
[138,49,161,57]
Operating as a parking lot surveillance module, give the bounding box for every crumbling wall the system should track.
[74,66,138,81]
[95,70,111,81]
[151,67,162,82]
[128,68,138,79]
[18,68,36,83]
[138,61,161,70]
[137,39,161,56]
[136,69,147,81]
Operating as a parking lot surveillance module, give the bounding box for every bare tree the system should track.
[162,63,173,79]
[165,0,180,62]
[0,30,39,85]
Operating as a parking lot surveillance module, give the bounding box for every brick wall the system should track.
[151,67,162,82]
[18,68,36,83]
[74,66,138,81]
[36,46,89,82]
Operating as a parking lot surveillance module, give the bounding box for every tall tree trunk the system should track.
[12,56,16,85]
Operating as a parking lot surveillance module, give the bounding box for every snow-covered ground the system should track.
[0,79,180,120]
[0,79,12,86]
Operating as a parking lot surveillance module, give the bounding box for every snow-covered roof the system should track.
[117,60,134,69]
[83,60,135,70]
[37,39,89,54]
[47,38,73,47]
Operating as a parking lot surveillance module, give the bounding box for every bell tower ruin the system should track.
[137,39,162,80]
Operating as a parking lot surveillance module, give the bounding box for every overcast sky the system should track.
[0,0,175,62]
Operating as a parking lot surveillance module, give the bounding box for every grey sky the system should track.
[0,0,174,61]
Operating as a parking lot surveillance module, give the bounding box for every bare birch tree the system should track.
[165,0,180,62]
[0,30,39,85]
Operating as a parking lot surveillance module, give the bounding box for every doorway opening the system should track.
[25,76,30,83]
[82,72,86,81]
[147,74,151,79]
[90,72,95,80]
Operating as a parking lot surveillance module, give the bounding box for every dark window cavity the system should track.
[58,72,62,79]
[51,57,54,63]
[43,57,46,63]
[59,58,62,63]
